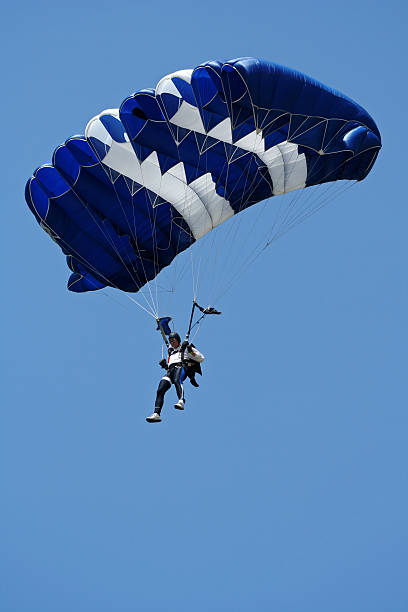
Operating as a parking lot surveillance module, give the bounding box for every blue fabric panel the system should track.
[27,129,196,292]
[27,178,116,289]
[67,258,106,292]
[26,173,51,220]
[172,78,197,105]
[54,140,181,260]
[287,118,327,149]
[100,115,127,142]
[217,58,380,137]
[28,167,159,291]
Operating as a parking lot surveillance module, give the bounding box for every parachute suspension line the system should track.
[201,114,264,308]
[96,121,199,320]
[85,141,160,317]
[203,99,290,306]
[60,171,155,315]
[162,76,224,311]
[37,214,157,318]
[208,159,336,305]
[193,255,204,304]
[212,108,288,306]
[156,78,267,315]
[222,138,355,299]
[145,178,188,323]
[189,318,204,342]
[39,175,158,317]
[276,147,339,232]
[160,131,208,319]
[275,117,361,236]
[190,241,198,302]
[209,196,282,306]
[129,170,160,318]
[151,163,168,316]
[95,286,160,316]
[267,119,328,235]
[129,157,161,317]
[128,136,177,319]
[25,59,380,333]
[97,289,130,311]
[209,154,255,290]
[208,158,268,304]
[146,171,169,318]
[201,137,232,294]
[153,96,202,315]
[212,180,358,307]
[271,146,359,240]
[277,183,334,238]
[264,151,320,240]
[188,313,205,339]
[156,129,180,308]
[123,292,158,317]
[166,200,189,307]
[110,154,161,319]
[136,90,364,320]
[273,180,357,242]
[231,184,355,305]
[156,119,205,318]
[186,144,213,307]
[203,106,287,306]
[141,184,160,317]
[254,117,325,244]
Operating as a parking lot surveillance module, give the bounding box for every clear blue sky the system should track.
[2,1,407,611]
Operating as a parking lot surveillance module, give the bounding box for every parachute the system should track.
[25,57,381,322]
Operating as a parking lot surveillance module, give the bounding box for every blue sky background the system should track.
[2,1,407,610]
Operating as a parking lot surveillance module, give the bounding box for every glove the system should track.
[181,340,189,350]
[159,358,168,369]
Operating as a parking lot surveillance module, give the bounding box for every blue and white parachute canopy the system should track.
[25,57,381,295]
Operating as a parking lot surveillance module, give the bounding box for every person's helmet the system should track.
[168,332,181,343]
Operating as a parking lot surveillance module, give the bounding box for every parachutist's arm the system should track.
[187,346,204,363]
[181,340,203,358]
[159,358,168,370]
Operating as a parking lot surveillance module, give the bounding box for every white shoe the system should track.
[174,399,185,410]
[146,412,162,423]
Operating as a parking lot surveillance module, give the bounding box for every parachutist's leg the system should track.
[174,367,187,402]
[174,368,186,400]
[154,377,171,415]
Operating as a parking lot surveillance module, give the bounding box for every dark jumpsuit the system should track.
[154,344,203,414]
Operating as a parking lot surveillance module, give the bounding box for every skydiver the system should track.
[146,332,204,423]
